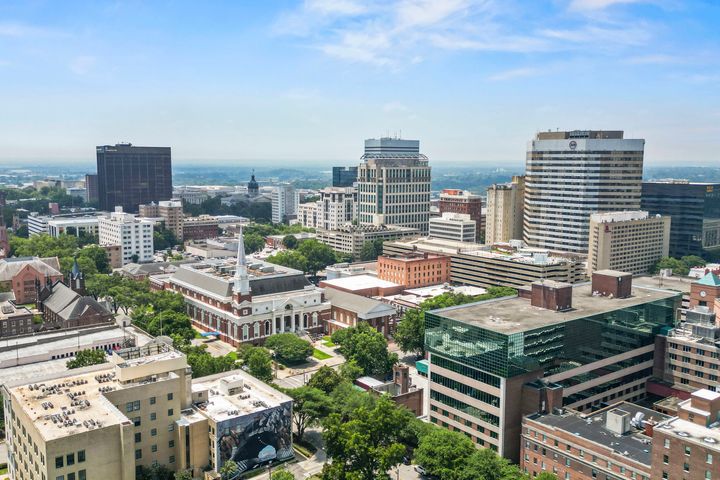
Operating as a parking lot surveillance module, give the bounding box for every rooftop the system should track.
[526,402,669,467]
[432,282,678,334]
[321,274,401,291]
[697,272,720,287]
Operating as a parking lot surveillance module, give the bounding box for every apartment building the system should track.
[357,137,431,233]
[587,211,670,276]
[3,339,293,480]
[524,130,644,253]
[139,199,183,241]
[182,215,219,241]
[383,237,586,289]
[438,189,483,240]
[315,224,419,258]
[98,208,154,265]
[424,272,679,461]
[298,187,357,231]
[486,175,525,244]
[271,184,297,224]
[377,252,451,289]
[429,212,477,243]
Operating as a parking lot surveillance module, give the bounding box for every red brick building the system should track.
[377,252,451,289]
[182,215,220,241]
[0,257,63,305]
[439,189,484,240]
[324,288,397,337]
[689,272,720,311]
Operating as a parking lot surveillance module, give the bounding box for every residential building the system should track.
[324,288,397,337]
[642,181,720,257]
[486,176,525,244]
[85,173,99,203]
[383,237,586,289]
[140,199,184,241]
[651,389,720,480]
[98,208,154,265]
[587,211,671,276]
[319,275,403,298]
[332,166,358,187]
[439,189,484,240]
[357,137,431,233]
[377,252,451,289]
[429,212,477,243]
[2,339,293,480]
[165,232,330,345]
[521,402,666,480]
[182,215,219,241]
[424,272,679,460]
[298,187,357,231]
[0,256,63,305]
[271,184,297,224]
[524,130,644,253]
[96,143,172,213]
[316,224,419,258]
[298,201,321,229]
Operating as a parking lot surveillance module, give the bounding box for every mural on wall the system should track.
[217,401,293,472]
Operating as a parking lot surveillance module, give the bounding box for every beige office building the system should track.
[587,211,670,275]
[140,199,184,241]
[486,175,525,244]
[3,339,292,480]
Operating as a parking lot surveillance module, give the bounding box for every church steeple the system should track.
[69,257,86,295]
[233,226,251,299]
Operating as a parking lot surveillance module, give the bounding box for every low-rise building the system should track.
[0,292,34,337]
[316,224,420,258]
[182,215,219,241]
[319,274,403,298]
[439,189,483,240]
[325,261,377,280]
[429,212,477,243]
[384,237,586,289]
[27,212,50,236]
[324,288,397,336]
[98,207,154,265]
[47,216,100,238]
[356,364,423,416]
[690,271,720,312]
[587,211,670,275]
[0,256,63,304]
[382,284,486,314]
[377,252,451,289]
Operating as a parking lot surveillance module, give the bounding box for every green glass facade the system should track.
[425,293,680,380]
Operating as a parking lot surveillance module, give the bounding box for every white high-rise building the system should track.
[299,187,357,231]
[357,137,431,233]
[429,212,477,243]
[98,207,154,264]
[524,130,644,253]
[486,175,525,244]
[271,184,297,224]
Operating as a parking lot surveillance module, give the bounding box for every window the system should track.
[685,445,692,455]
[67,474,75,480]
[55,456,63,469]
[66,453,75,466]
[135,449,142,460]
[168,423,175,432]
[133,416,141,427]
[150,412,157,421]
[708,454,713,464]
[169,440,175,448]
[151,428,157,437]
[664,439,670,448]
[151,445,158,453]
[167,393,173,401]
[663,455,669,464]
[684,463,690,473]
[150,396,156,405]
[79,471,86,480]
[78,450,85,463]
[169,455,175,464]
[168,408,174,417]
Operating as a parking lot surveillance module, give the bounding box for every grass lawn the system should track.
[226,351,238,361]
[322,336,336,347]
[312,348,332,360]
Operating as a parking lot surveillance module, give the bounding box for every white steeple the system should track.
[234,225,251,296]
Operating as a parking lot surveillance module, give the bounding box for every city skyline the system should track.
[0,1,719,165]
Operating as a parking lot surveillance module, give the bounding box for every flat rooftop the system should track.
[192,371,290,423]
[432,282,679,334]
[321,274,400,291]
[526,402,668,467]
[634,274,697,293]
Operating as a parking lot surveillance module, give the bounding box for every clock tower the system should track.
[690,272,720,313]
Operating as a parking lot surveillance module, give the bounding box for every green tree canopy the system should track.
[282,234,299,249]
[66,349,107,369]
[246,347,273,382]
[331,323,398,376]
[307,365,342,394]
[288,386,332,441]
[266,249,309,273]
[414,428,476,480]
[244,232,266,254]
[264,333,314,364]
[271,470,295,480]
[359,239,385,261]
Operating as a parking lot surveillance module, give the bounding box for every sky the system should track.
[0,0,719,166]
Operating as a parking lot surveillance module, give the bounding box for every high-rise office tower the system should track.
[332,166,358,187]
[486,176,525,244]
[271,184,297,224]
[357,137,431,233]
[96,143,172,213]
[84,174,99,203]
[523,130,644,253]
[641,180,720,257]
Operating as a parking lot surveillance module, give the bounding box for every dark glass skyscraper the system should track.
[96,143,172,213]
[332,166,358,187]
[641,181,720,257]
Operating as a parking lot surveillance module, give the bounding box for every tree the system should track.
[153,227,179,251]
[265,333,314,364]
[652,256,690,275]
[359,239,384,261]
[244,232,266,253]
[174,470,193,480]
[247,347,273,382]
[78,244,111,273]
[338,359,363,382]
[322,395,413,480]
[308,365,342,394]
[266,249,309,273]
[66,349,107,369]
[681,255,706,269]
[331,323,397,376]
[297,239,338,275]
[184,345,237,378]
[282,234,298,249]
[329,381,376,422]
[135,463,174,480]
[414,428,476,480]
[220,459,239,479]
[458,448,528,480]
[288,386,332,442]
[271,470,295,480]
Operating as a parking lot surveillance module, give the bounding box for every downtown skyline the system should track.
[0,0,719,165]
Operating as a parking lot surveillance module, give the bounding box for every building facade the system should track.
[140,199,184,241]
[377,252,451,289]
[524,130,644,253]
[98,208,154,265]
[96,143,172,213]
[424,274,679,460]
[271,184,297,224]
[324,288,397,337]
[0,257,63,305]
[357,137,431,233]
[587,211,670,276]
[438,189,483,240]
[298,187,357,231]
[182,215,219,242]
[85,173,99,203]
[332,166,358,187]
[642,181,720,257]
[486,176,525,244]
[429,212,477,243]
[315,224,419,258]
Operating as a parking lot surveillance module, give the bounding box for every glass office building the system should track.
[424,282,680,461]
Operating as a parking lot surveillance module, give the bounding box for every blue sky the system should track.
[0,0,719,166]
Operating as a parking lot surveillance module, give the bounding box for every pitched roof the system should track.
[697,272,720,287]
[0,257,62,281]
[324,288,396,319]
[43,282,111,321]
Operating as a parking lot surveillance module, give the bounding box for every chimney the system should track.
[393,364,410,394]
[592,270,632,299]
[531,281,573,311]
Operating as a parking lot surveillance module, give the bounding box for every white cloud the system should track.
[305,0,368,15]
[568,0,648,10]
